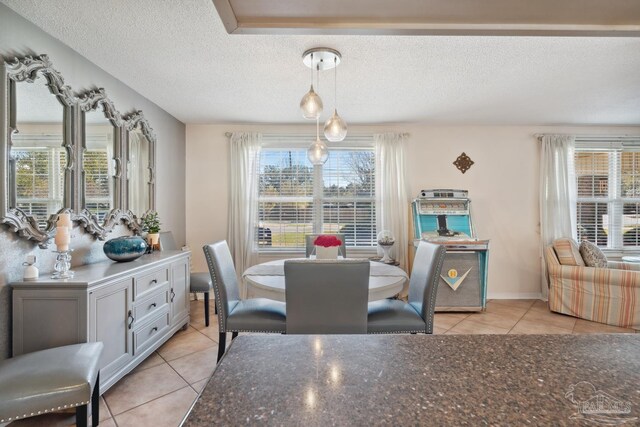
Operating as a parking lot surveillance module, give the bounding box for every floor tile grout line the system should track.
[506,303,537,334]
[110,384,194,419]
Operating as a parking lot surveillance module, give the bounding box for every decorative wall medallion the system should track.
[453,152,474,174]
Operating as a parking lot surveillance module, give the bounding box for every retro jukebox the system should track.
[412,189,490,311]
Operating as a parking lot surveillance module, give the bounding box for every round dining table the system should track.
[243,259,408,302]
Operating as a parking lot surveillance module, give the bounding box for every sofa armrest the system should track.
[548,263,640,288]
[608,261,640,271]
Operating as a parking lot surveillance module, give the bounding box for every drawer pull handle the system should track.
[150,279,158,285]
[151,326,158,333]
[170,288,176,302]
[127,310,135,330]
[149,302,157,309]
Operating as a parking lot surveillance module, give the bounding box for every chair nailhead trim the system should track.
[1,401,89,423]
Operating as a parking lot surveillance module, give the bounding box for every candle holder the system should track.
[51,250,75,279]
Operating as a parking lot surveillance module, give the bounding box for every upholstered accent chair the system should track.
[305,234,347,258]
[204,240,287,362]
[159,232,216,326]
[0,342,103,427]
[367,241,446,334]
[545,239,640,330]
[284,259,370,334]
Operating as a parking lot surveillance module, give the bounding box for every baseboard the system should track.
[487,292,543,300]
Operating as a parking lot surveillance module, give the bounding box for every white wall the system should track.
[186,123,640,300]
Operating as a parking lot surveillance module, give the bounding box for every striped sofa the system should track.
[545,244,639,330]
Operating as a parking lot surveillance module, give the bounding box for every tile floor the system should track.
[8,298,638,427]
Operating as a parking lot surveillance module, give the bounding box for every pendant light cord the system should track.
[334,56,337,110]
[310,53,314,87]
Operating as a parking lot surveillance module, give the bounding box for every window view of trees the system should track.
[575,150,640,248]
[258,147,376,250]
[14,146,66,228]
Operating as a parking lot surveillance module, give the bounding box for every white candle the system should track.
[55,226,70,251]
[57,213,72,229]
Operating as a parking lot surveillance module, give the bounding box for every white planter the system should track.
[315,245,338,260]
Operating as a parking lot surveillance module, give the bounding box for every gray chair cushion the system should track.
[190,272,212,292]
[226,298,287,332]
[0,342,103,423]
[367,299,426,333]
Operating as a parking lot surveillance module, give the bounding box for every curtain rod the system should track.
[225,132,410,138]
[534,133,639,140]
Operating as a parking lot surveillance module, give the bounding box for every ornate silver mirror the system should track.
[76,88,129,238]
[124,111,155,218]
[0,55,75,247]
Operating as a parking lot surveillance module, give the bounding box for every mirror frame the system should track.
[124,110,156,230]
[76,88,135,239]
[0,55,76,247]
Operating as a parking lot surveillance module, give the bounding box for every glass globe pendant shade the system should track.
[323,109,348,142]
[300,85,323,120]
[307,137,329,165]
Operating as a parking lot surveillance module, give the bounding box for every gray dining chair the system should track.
[0,342,103,427]
[159,232,216,326]
[367,241,446,334]
[305,233,347,258]
[284,259,370,334]
[204,241,287,362]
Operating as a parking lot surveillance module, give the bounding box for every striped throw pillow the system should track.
[552,238,585,266]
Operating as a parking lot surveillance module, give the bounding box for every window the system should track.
[12,134,66,228]
[257,135,376,252]
[84,135,114,222]
[574,138,640,251]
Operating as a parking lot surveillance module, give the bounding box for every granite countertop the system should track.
[184,334,639,426]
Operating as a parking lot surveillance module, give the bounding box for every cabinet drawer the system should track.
[133,284,169,325]
[133,308,170,355]
[134,267,169,300]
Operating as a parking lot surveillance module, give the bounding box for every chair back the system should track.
[407,241,446,322]
[159,231,177,251]
[203,241,241,332]
[305,234,347,258]
[285,259,369,334]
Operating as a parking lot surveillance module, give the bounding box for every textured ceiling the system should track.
[2,0,640,125]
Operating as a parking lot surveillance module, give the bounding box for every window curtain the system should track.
[228,132,261,298]
[539,134,576,298]
[374,133,410,271]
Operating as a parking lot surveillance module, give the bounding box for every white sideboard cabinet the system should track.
[11,250,191,393]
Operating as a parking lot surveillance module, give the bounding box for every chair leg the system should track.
[91,372,100,427]
[204,292,210,327]
[76,403,88,427]
[232,331,238,340]
[217,332,226,362]
[214,300,217,315]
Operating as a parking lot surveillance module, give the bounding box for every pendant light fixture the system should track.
[301,48,343,165]
[299,53,323,120]
[324,56,347,142]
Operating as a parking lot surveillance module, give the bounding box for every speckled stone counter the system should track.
[184,334,640,426]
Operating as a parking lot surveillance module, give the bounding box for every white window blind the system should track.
[84,135,114,222]
[257,134,376,252]
[12,134,66,228]
[574,137,640,250]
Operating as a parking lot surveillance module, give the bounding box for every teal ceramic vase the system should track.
[103,236,147,262]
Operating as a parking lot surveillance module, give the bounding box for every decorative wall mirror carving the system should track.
[125,111,155,219]
[76,88,135,239]
[0,55,75,247]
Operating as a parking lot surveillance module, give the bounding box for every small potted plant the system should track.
[141,212,161,247]
[314,235,342,259]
